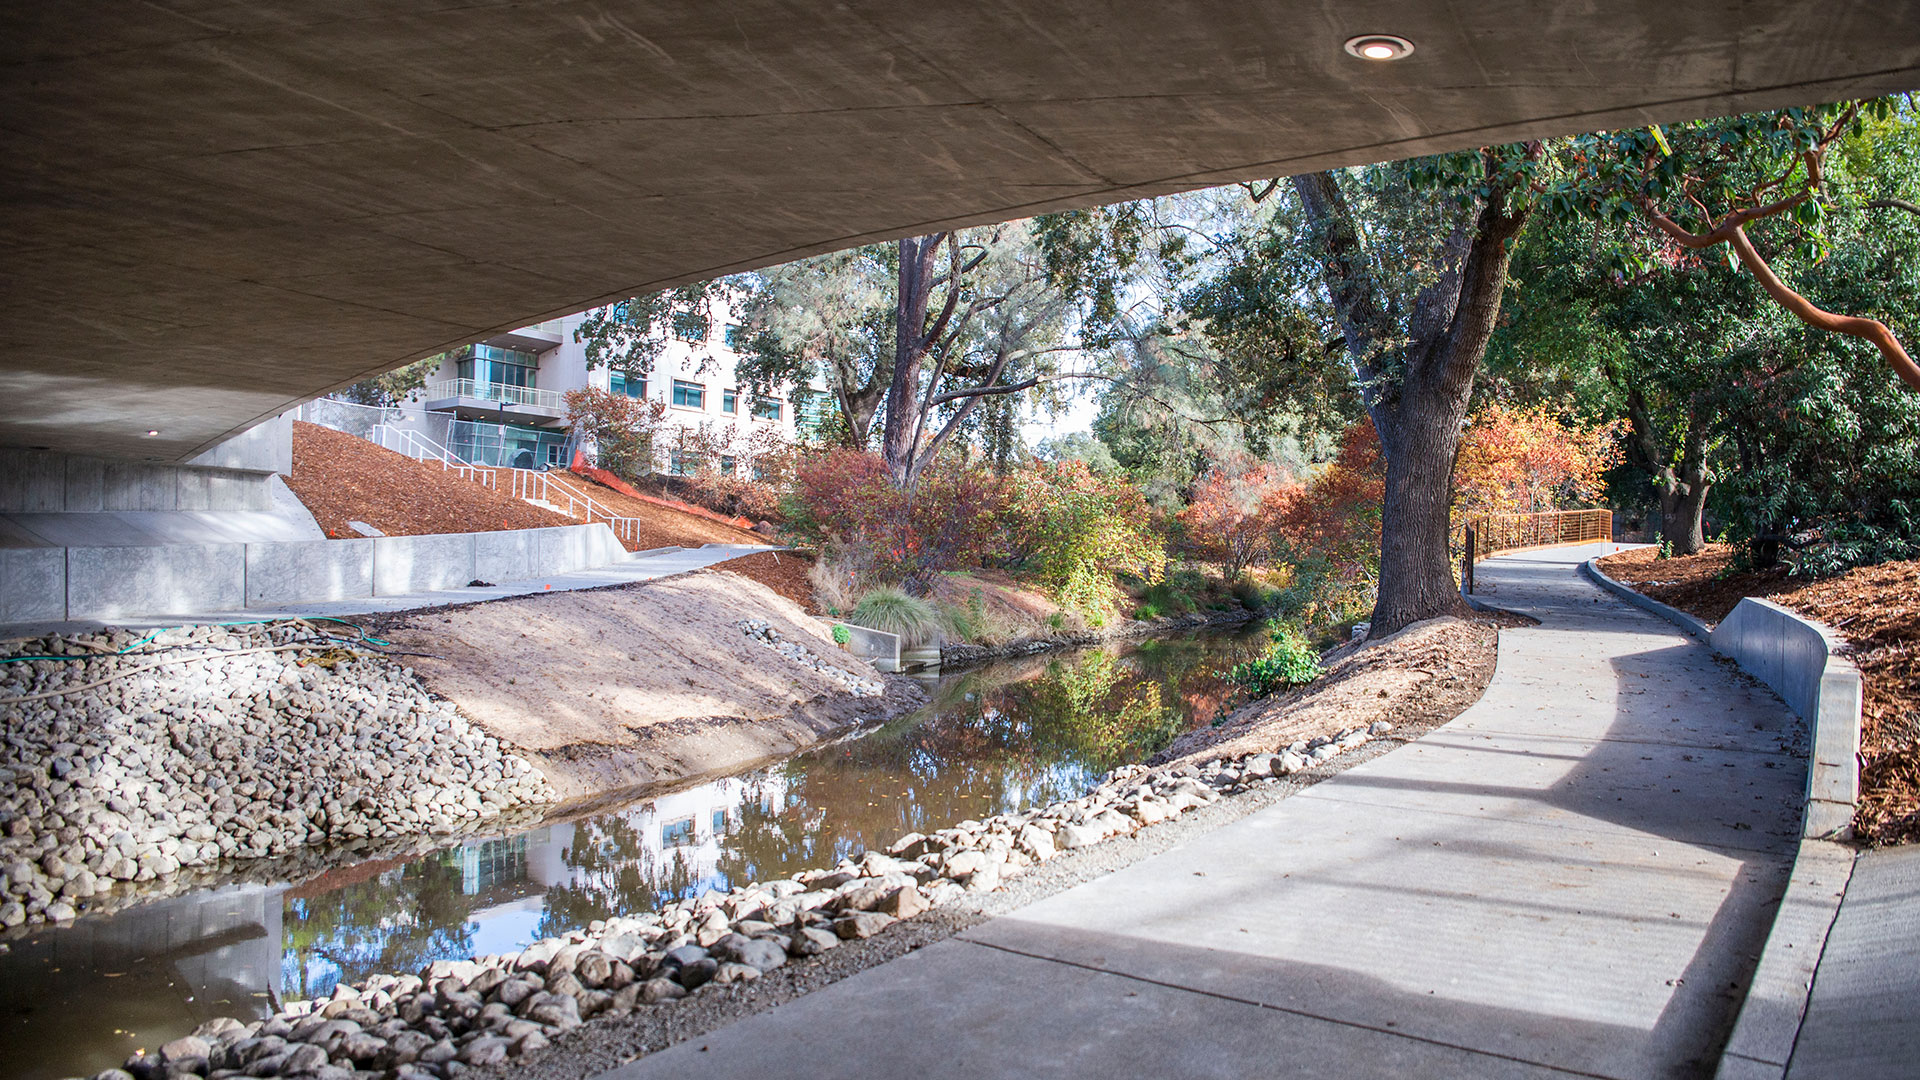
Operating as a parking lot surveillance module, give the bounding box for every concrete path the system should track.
[1787,843,1920,1077]
[601,544,1810,1080]
[81,543,776,630]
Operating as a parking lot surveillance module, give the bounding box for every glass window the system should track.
[610,371,647,399]
[724,323,748,349]
[660,817,695,847]
[669,451,695,476]
[722,388,737,414]
[752,397,782,421]
[672,311,709,342]
[711,809,727,832]
[721,455,736,476]
[672,380,704,409]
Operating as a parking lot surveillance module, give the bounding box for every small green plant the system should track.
[1224,623,1324,698]
[1656,538,1674,560]
[850,588,944,649]
[1047,611,1067,630]
[1134,600,1164,620]
[831,623,851,646]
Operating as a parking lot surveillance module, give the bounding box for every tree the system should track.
[1286,151,1538,634]
[337,354,445,408]
[1453,403,1620,517]
[571,281,729,379]
[564,386,664,477]
[880,226,1072,488]
[735,245,896,450]
[1177,455,1294,579]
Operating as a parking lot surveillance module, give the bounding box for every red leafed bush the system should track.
[1177,455,1299,580]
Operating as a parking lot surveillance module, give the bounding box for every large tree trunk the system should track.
[1292,156,1532,638]
[1373,401,1473,634]
[1658,471,1710,553]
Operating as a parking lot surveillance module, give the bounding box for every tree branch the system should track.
[1726,224,1920,392]
[1864,197,1920,217]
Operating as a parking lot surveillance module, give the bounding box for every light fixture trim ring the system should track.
[1344,33,1416,61]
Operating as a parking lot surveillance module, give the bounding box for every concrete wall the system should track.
[826,619,901,673]
[0,447,276,514]
[187,414,294,475]
[2,523,626,627]
[1712,598,1863,839]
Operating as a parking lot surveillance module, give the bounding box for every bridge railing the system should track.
[1456,508,1612,593]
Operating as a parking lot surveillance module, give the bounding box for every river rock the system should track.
[833,911,896,939]
[639,977,686,1004]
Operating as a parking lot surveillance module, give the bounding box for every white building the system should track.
[401,292,823,473]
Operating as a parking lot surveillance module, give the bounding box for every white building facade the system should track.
[402,292,823,473]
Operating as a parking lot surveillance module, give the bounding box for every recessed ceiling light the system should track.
[1344,34,1415,61]
[145,429,160,436]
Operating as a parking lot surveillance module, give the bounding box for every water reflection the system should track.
[2,626,1261,1080]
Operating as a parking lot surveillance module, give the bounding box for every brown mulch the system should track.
[287,421,578,540]
[557,473,769,549]
[1597,545,1920,846]
[707,550,816,611]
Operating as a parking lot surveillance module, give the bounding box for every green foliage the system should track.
[1656,539,1674,560]
[1004,459,1168,620]
[1224,623,1324,698]
[851,588,943,649]
[564,386,665,477]
[573,281,728,374]
[831,623,851,646]
[337,354,446,408]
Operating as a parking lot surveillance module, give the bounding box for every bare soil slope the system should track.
[1598,545,1918,845]
[381,573,918,799]
[1156,614,1509,767]
[288,421,578,538]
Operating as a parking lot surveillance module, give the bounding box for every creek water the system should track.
[1,623,1267,1080]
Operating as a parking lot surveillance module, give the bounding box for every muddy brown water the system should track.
[0,625,1267,1080]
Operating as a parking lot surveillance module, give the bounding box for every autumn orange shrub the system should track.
[1177,455,1300,580]
[1454,404,1622,517]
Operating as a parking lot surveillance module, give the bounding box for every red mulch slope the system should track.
[707,550,815,611]
[1598,545,1920,845]
[287,422,577,539]
[557,473,768,548]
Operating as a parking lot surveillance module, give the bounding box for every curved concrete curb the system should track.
[1580,556,1715,644]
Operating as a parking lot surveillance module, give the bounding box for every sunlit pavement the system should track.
[597,543,1809,1079]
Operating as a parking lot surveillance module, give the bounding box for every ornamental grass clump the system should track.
[851,588,944,649]
[1224,622,1324,698]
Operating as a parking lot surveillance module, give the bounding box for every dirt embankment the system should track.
[380,573,923,801]
[1156,614,1512,767]
[1598,545,1919,845]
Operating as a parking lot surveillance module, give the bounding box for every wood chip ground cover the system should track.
[1597,545,1920,845]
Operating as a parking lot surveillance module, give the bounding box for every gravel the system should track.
[0,620,555,931]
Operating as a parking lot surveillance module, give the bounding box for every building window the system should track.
[722,388,737,414]
[669,451,695,476]
[609,371,647,399]
[752,396,782,421]
[721,455,736,476]
[711,809,727,833]
[724,323,748,349]
[672,380,705,409]
[545,442,563,467]
[672,311,709,342]
[457,344,538,389]
[660,817,696,847]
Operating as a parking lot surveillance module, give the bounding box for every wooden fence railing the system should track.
[1457,508,1613,593]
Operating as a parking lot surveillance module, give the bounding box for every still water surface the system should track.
[1,625,1265,1079]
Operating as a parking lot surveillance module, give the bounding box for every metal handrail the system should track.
[1458,508,1613,563]
[370,423,498,490]
[425,378,565,411]
[507,468,642,544]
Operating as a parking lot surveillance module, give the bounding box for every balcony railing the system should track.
[426,379,565,412]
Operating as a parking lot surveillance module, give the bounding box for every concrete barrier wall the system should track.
[825,620,901,673]
[0,448,276,513]
[1713,597,1863,839]
[1,523,625,626]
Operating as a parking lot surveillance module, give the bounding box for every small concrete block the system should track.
[245,539,373,606]
[67,543,244,619]
[0,547,66,623]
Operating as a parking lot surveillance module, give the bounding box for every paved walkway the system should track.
[602,544,1810,1079]
[104,543,775,630]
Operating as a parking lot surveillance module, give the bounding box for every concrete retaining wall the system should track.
[2,523,626,626]
[1713,598,1863,840]
[0,448,277,514]
[826,620,902,673]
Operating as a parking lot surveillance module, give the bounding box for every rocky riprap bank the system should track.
[80,720,1394,1080]
[733,619,884,696]
[0,621,555,930]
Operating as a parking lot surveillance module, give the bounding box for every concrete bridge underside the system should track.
[5,0,1920,462]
